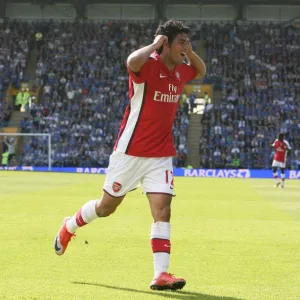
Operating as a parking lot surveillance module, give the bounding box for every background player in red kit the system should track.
[271,133,291,188]
[54,20,206,290]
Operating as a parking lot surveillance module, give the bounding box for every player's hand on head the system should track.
[153,35,168,49]
[186,41,193,55]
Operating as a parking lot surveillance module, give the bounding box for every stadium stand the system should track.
[0,20,31,127]
[8,19,300,170]
[200,21,300,169]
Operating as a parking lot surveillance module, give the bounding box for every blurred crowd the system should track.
[0,20,30,95]
[2,20,299,169]
[0,20,31,127]
[199,21,300,169]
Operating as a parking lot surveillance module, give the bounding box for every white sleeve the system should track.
[284,140,291,150]
[272,139,277,147]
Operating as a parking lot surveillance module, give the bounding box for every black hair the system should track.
[155,20,190,54]
[278,133,284,141]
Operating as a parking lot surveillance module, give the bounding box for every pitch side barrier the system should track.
[1,167,300,179]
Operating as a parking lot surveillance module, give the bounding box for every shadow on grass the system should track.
[72,281,243,300]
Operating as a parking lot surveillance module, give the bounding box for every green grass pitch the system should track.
[1,172,300,300]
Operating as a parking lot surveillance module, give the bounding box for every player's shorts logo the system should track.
[112,182,122,193]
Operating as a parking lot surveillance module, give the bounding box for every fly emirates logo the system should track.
[153,84,180,103]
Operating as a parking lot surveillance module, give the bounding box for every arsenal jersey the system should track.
[114,52,197,157]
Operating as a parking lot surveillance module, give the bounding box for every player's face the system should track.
[169,33,190,65]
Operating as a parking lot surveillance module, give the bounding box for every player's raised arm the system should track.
[185,44,206,79]
[127,35,168,73]
[285,140,292,153]
[285,140,292,150]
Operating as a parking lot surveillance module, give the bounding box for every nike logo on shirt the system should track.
[160,74,168,78]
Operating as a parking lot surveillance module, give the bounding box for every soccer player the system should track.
[271,133,291,188]
[54,20,206,290]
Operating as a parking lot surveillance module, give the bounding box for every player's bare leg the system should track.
[280,168,285,188]
[272,167,280,188]
[54,192,125,255]
[95,192,125,217]
[147,193,186,291]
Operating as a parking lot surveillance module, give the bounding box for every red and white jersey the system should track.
[114,52,197,157]
[272,139,291,163]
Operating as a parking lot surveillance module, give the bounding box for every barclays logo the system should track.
[184,169,251,178]
[76,168,107,174]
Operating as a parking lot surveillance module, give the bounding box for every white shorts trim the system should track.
[103,151,175,197]
[272,160,286,168]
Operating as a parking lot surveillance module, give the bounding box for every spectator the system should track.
[232,154,240,169]
[204,92,210,105]
[4,137,16,163]
[1,150,9,167]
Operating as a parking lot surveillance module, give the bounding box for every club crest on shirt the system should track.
[176,71,180,80]
[112,181,122,192]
